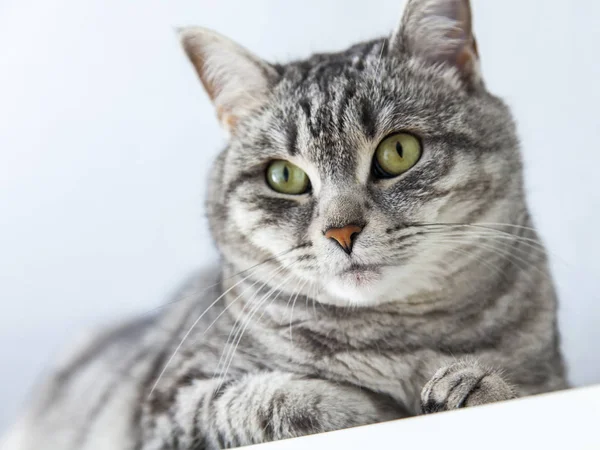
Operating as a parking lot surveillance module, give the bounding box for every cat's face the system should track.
[182,0,526,307]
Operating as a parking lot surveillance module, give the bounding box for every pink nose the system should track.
[324,224,363,254]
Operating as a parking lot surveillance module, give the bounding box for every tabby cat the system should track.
[2,0,567,448]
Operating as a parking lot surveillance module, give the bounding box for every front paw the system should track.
[421,361,516,414]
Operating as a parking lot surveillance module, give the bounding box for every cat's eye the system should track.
[266,160,310,195]
[372,132,422,178]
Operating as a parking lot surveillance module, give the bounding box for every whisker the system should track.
[217,268,298,390]
[304,282,312,315]
[374,38,387,78]
[406,223,544,248]
[388,224,573,269]
[146,265,260,399]
[311,281,318,318]
[256,275,302,325]
[214,258,302,385]
[414,228,551,268]
[461,221,539,233]
[289,278,309,342]
[415,228,547,253]
[213,264,289,384]
[190,269,281,345]
[138,245,309,319]
[430,238,515,281]
[431,236,552,285]
[425,223,537,239]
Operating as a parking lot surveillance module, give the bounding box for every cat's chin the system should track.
[322,266,387,307]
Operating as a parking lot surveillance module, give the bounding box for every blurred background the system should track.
[0,0,599,433]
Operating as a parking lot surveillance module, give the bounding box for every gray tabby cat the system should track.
[2,0,568,448]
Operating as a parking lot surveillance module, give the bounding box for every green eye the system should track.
[373,132,422,178]
[266,160,310,195]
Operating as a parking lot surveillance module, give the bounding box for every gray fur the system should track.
[2,0,567,449]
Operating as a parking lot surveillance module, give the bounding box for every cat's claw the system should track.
[420,361,517,414]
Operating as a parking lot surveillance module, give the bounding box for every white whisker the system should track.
[139,246,305,319]
[147,266,259,399]
[289,278,309,342]
[217,268,297,390]
[213,264,289,384]
[432,236,551,285]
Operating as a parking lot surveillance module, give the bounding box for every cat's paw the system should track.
[421,361,516,414]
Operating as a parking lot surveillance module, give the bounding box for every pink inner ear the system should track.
[179,27,277,132]
[437,0,476,62]
[400,0,482,84]
[217,108,238,132]
[455,42,477,74]
[472,38,479,58]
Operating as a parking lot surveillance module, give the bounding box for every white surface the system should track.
[0,0,599,433]
[247,386,600,449]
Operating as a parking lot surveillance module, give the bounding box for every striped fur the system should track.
[2,1,567,448]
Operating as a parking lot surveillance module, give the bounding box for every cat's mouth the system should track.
[322,263,386,305]
[336,264,383,285]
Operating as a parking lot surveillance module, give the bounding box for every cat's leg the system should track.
[145,371,401,449]
[200,371,401,448]
[420,360,517,414]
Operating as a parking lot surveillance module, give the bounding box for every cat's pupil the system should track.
[283,166,290,182]
[396,141,404,158]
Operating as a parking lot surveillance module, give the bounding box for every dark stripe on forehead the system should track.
[299,98,311,122]
[336,81,356,133]
[298,98,317,138]
[314,93,335,137]
[359,97,377,139]
[285,118,298,155]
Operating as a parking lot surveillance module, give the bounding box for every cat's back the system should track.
[2,314,162,449]
[2,268,222,450]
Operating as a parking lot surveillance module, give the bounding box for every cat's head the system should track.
[180,0,526,307]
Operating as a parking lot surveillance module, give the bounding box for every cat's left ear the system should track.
[179,27,278,133]
[391,0,481,85]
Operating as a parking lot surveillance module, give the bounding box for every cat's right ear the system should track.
[390,0,481,85]
[179,27,278,133]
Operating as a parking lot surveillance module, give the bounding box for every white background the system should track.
[247,386,600,450]
[0,0,599,433]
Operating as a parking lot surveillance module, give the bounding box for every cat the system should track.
[2,0,568,448]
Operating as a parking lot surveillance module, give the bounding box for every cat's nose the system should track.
[324,224,363,255]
